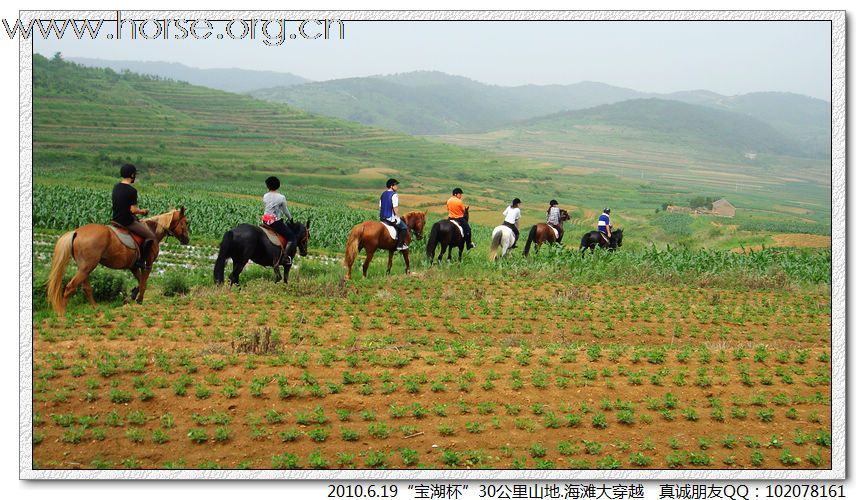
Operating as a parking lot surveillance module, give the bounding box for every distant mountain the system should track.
[249,72,645,135]
[249,71,828,158]
[659,91,830,158]
[512,98,805,158]
[69,57,309,93]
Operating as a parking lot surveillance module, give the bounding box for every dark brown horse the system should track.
[426,207,471,263]
[47,208,190,315]
[344,211,426,279]
[523,209,571,256]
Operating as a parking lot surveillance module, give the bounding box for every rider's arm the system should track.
[281,200,292,221]
[130,204,148,216]
[392,193,400,218]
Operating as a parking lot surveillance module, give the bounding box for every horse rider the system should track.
[112,163,155,270]
[502,198,521,248]
[598,207,613,244]
[380,178,409,251]
[547,199,564,244]
[447,187,475,250]
[262,176,294,246]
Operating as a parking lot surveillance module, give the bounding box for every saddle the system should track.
[546,224,559,240]
[379,221,399,241]
[259,225,288,249]
[260,225,292,266]
[449,219,464,238]
[109,222,143,250]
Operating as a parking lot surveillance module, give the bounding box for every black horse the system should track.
[426,207,470,263]
[214,220,310,285]
[580,228,623,254]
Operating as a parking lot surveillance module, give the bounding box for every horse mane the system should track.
[144,209,179,233]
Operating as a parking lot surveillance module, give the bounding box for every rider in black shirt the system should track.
[112,164,155,270]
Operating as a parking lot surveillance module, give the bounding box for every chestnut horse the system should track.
[344,211,426,279]
[523,209,571,256]
[47,208,190,315]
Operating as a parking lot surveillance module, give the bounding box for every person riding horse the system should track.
[380,178,409,251]
[447,188,475,250]
[262,176,293,242]
[547,200,565,244]
[502,198,522,249]
[598,207,613,244]
[112,164,155,270]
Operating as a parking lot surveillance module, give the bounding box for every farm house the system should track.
[712,198,736,217]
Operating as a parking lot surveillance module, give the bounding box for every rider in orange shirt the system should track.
[446,188,475,250]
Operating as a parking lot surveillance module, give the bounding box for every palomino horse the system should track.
[489,224,518,260]
[426,206,471,263]
[580,228,624,254]
[214,220,310,285]
[523,209,571,256]
[47,208,190,314]
[344,211,426,279]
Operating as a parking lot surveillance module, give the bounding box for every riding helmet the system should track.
[119,163,137,178]
[266,176,281,190]
[386,178,399,188]
[603,207,611,214]
[453,188,463,195]
[550,199,558,206]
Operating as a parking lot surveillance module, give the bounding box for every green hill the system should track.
[249,72,645,135]
[33,55,546,192]
[69,57,310,93]
[513,98,805,157]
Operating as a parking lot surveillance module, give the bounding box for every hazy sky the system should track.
[35,20,831,99]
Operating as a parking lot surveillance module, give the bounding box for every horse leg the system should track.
[229,258,249,286]
[81,278,97,308]
[437,243,445,264]
[283,263,291,283]
[362,248,375,278]
[62,262,98,306]
[458,245,464,262]
[273,265,282,282]
[134,269,153,304]
[447,246,453,263]
[129,268,141,299]
[402,249,410,274]
[386,250,394,275]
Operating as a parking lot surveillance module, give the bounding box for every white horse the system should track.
[489,225,517,260]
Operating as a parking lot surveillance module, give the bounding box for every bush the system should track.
[161,271,190,297]
[89,270,129,301]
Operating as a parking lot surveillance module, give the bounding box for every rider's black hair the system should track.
[452,188,463,195]
[119,163,137,179]
[266,176,281,191]
[512,198,521,207]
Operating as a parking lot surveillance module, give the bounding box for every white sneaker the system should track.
[396,244,409,251]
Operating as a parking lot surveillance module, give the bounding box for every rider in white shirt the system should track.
[502,198,522,249]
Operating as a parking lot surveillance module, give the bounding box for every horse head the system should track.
[612,228,623,249]
[561,209,571,222]
[405,211,426,240]
[295,219,311,257]
[170,206,191,245]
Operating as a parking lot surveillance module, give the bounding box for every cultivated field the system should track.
[31,248,831,470]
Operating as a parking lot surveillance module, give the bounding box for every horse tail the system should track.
[213,230,233,284]
[489,228,503,260]
[344,224,364,272]
[47,231,75,314]
[426,223,440,260]
[523,225,538,256]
